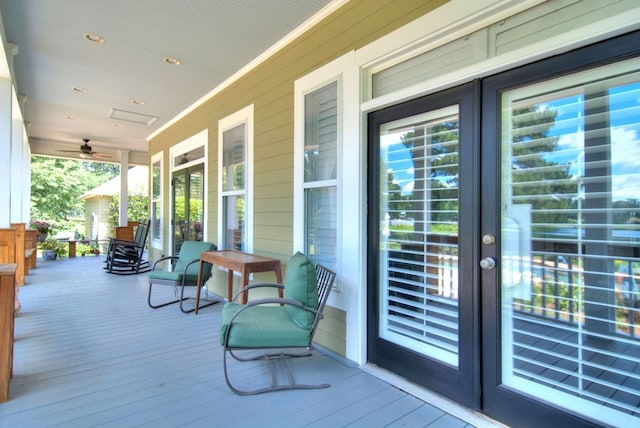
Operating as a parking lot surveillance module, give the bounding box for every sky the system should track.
[379,81,640,203]
[545,82,640,202]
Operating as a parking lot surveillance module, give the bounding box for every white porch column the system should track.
[0,77,11,228]
[119,150,129,226]
[10,93,26,223]
[21,128,31,221]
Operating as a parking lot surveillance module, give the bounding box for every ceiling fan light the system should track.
[79,152,93,159]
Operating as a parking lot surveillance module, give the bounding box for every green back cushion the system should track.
[175,241,216,279]
[284,252,318,329]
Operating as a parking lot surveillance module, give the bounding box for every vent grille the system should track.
[108,108,158,125]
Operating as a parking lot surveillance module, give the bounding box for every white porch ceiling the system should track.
[0,0,335,163]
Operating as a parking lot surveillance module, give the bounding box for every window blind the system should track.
[379,107,460,367]
[501,58,640,425]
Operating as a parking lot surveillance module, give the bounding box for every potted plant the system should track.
[31,220,52,242]
[40,239,66,260]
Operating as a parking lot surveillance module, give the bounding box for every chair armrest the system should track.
[181,258,212,279]
[231,283,285,302]
[152,255,179,271]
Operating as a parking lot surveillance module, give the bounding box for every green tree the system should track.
[30,157,119,232]
[400,121,460,232]
[509,107,575,230]
[107,195,149,230]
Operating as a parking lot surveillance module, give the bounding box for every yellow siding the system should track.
[149,0,449,356]
[315,305,347,356]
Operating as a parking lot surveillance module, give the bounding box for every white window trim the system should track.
[169,129,208,251]
[150,151,164,249]
[357,0,640,113]
[217,104,254,253]
[294,51,361,362]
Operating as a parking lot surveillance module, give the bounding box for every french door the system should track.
[367,82,480,408]
[172,164,204,255]
[368,31,640,427]
[481,32,640,427]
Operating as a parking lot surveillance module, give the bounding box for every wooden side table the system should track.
[0,263,17,402]
[194,250,283,313]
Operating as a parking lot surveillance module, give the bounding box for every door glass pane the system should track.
[500,58,640,426]
[188,168,204,242]
[378,106,460,367]
[151,159,161,243]
[173,166,204,254]
[173,172,186,253]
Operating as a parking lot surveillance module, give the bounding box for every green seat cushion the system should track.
[148,270,199,283]
[283,252,318,329]
[220,302,311,348]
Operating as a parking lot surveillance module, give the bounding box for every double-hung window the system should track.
[302,82,338,268]
[218,105,253,252]
[295,61,343,271]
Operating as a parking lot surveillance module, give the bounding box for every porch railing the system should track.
[512,241,640,338]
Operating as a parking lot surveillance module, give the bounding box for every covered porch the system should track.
[0,256,494,427]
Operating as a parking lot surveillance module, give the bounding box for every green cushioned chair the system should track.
[220,252,336,395]
[147,241,217,313]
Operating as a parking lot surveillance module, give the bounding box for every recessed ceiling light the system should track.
[83,32,105,44]
[113,122,123,127]
[66,114,76,119]
[132,99,145,105]
[163,56,181,66]
[72,86,87,93]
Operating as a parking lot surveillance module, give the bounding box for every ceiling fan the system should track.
[57,139,113,159]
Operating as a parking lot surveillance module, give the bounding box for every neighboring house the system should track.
[79,166,148,241]
[146,1,640,426]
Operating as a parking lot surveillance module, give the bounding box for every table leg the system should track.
[194,260,205,315]
[68,240,77,258]
[240,270,251,304]
[227,269,234,302]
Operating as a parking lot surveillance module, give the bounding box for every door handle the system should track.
[480,257,496,270]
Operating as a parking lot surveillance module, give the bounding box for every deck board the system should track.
[0,255,488,427]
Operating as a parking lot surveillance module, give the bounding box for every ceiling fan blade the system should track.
[55,139,113,159]
[92,153,114,158]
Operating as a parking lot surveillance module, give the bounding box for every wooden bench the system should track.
[0,224,39,286]
[0,263,17,403]
[0,229,21,314]
[24,229,38,274]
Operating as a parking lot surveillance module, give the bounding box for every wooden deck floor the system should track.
[0,255,495,427]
